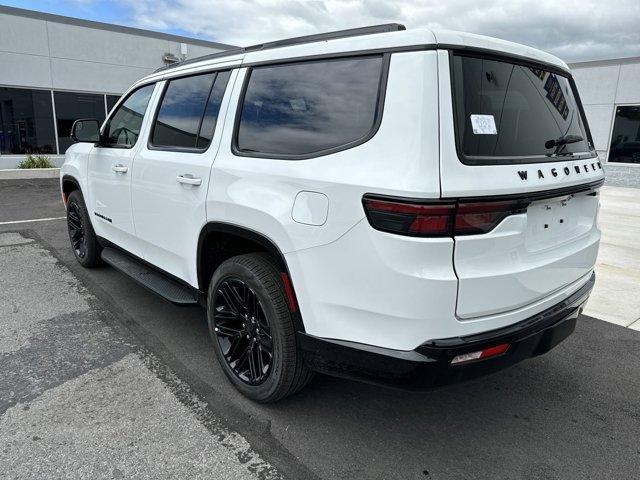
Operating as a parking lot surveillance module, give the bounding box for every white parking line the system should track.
[0,216,66,226]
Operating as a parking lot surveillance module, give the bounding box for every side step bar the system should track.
[100,247,198,306]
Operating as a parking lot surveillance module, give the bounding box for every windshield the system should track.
[451,54,594,164]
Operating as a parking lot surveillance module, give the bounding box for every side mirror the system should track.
[71,119,101,143]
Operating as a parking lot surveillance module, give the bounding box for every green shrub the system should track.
[17,154,55,169]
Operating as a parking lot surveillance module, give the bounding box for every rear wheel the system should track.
[207,253,312,402]
[66,190,102,267]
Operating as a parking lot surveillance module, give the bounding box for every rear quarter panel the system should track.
[207,51,442,254]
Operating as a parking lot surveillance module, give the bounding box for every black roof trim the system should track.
[245,23,406,52]
[154,23,406,73]
[0,5,236,50]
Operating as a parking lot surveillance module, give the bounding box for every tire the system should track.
[207,253,313,402]
[66,190,102,268]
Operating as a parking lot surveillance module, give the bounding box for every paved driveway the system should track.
[584,186,640,329]
[1,179,639,480]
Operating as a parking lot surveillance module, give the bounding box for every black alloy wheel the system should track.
[67,200,87,259]
[65,190,102,268]
[212,278,273,385]
[207,253,313,402]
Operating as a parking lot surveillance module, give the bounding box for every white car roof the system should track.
[132,26,568,89]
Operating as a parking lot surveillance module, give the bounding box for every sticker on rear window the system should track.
[470,114,497,135]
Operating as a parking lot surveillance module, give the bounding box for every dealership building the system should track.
[0,5,234,169]
[0,5,638,184]
[570,57,640,186]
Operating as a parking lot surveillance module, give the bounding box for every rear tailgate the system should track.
[452,182,601,318]
[438,49,604,319]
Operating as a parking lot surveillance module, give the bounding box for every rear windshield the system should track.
[451,54,594,164]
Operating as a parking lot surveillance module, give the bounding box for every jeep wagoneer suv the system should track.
[61,24,603,402]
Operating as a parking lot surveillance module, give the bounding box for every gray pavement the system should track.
[1,178,640,480]
[0,232,283,480]
[584,186,640,329]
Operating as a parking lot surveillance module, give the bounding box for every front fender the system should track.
[60,143,93,195]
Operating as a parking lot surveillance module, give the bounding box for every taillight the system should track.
[362,198,455,237]
[363,196,529,237]
[454,200,528,235]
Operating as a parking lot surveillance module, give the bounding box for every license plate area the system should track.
[525,194,590,251]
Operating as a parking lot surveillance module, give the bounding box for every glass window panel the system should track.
[54,91,106,153]
[197,70,231,149]
[451,55,592,162]
[237,56,383,156]
[106,95,120,114]
[151,73,215,149]
[104,84,155,147]
[609,106,640,164]
[0,87,56,155]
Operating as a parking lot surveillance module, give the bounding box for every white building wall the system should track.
[570,57,640,187]
[0,6,234,168]
[0,9,231,94]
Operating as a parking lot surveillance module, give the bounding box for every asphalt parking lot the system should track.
[1,178,640,480]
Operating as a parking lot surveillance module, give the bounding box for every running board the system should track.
[100,247,198,305]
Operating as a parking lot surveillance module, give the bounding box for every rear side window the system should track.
[235,55,385,158]
[197,71,231,149]
[451,54,594,164]
[151,71,230,150]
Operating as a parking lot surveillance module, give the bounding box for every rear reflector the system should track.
[363,196,529,237]
[279,272,298,313]
[450,343,510,365]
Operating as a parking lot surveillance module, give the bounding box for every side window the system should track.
[236,55,385,158]
[103,84,155,147]
[197,71,231,149]
[151,70,231,150]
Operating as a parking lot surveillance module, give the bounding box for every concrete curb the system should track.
[0,168,60,180]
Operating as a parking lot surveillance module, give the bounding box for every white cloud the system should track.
[119,0,640,62]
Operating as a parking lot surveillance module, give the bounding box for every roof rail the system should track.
[155,23,406,73]
[245,23,406,52]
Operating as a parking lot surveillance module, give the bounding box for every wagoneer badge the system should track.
[517,161,602,181]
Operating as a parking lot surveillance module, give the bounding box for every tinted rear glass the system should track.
[452,55,592,163]
[236,56,383,157]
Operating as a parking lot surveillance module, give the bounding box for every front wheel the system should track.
[66,190,102,267]
[207,253,312,402]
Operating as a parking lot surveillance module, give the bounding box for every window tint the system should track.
[452,55,591,163]
[236,56,384,157]
[609,106,640,164]
[54,91,106,153]
[0,87,56,155]
[104,84,155,147]
[152,73,214,149]
[197,71,231,149]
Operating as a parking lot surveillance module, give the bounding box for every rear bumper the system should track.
[299,272,594,389]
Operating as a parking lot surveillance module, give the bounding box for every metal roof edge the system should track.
[0,5,236,50]
[568,56,640,69]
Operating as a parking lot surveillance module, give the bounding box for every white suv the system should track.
[61,24,604,402]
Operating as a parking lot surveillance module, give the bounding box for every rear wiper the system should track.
[544,134,583,150]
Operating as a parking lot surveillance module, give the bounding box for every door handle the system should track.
[112,164,128,174]
[176,174,202,186]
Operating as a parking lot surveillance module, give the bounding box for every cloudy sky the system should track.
[5,0,640,62]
